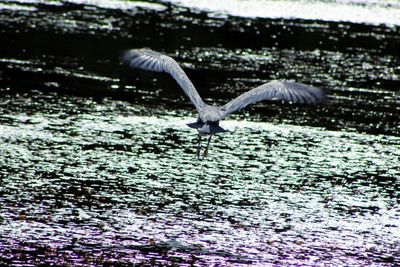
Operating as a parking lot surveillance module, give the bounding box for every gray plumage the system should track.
[121,49,205,114]
[121,48,326,158]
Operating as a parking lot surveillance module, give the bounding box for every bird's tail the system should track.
[187,121,227,134]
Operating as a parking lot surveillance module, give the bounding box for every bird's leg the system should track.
[196,135,202,159]
[202,134,213,159]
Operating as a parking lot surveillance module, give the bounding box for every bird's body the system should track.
[121,48,326,158]
[195,105,226,133]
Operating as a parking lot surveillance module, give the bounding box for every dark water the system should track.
[0,0,399,266]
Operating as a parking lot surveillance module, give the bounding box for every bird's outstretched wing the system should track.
[120,48,205,112]
[221,80,326,118]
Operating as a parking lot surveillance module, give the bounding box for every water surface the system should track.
[0,0,399,265]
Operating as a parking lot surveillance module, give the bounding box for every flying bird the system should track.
[120,48,326,159]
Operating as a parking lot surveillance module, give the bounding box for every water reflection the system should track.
[0,97,399,265]
[162,0,400,26]
[0,0,399,265]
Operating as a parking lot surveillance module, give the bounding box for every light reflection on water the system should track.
[0,0,400,265]
[0,103,399,265]
[162,0,400,26]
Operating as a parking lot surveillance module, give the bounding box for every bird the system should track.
[120,48,326,159]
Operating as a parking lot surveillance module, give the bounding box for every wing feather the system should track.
[120,48,205,111]
[221,80,326,118]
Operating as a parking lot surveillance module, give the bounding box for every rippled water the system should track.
[0,0,399,266]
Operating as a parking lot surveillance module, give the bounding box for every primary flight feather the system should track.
[121,48,326,158]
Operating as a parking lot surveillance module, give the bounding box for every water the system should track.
[0,0,399,266]
[162,0,400,26]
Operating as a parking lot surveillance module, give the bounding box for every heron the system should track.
[120,48,326,159]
